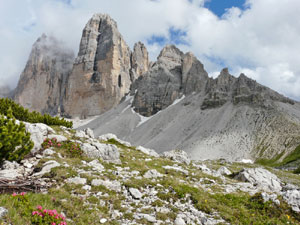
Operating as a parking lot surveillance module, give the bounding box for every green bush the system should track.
[0,107,33,163]
[0,98,72,128]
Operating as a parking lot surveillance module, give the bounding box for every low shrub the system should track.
[0,107,33,163]
[0,98,72,128]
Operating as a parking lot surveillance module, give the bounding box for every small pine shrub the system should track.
[0,98,72,128]
[0,107,33,163]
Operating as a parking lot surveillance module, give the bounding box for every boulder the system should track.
[91,179,121,192]
[87,159,104,171]
[282,189,300,212]
[143,169,163,179]
[0,207,8,219]
[67,177,87,185]
[162,150,191,165]
[33,160,60,177]
[129,188,143,199]
[47,134,68,143]
[136,146,160,157]
[234,168,282,193]
[217,166,232,176]
[25,123,55,153]
[81,142,120,163]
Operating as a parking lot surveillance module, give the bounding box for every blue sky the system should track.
[204,0,247,17]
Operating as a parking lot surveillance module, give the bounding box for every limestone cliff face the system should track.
[14,34,74,115]
[63,14,140,118]
[131,45,209,116]
[130,42,149,81]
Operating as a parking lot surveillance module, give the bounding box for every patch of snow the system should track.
[239,159,254,164]
[171,95,185,106]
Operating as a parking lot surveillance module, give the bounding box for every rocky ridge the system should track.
[0,125,300,224]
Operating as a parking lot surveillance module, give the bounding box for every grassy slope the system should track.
[0,127,299,225]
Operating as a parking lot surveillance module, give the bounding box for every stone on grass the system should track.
[174,216,186,225]
[91,179,121,192]
[136,146,160,157]
[67,177,87,185]
[47,134,68,142]
[129,188,143,199]
[162,150,191,165]
[33,160,60,177]
[0,207,8,219]
[88,160,104,171]
[234,168,282,193]
[143,169,163,179]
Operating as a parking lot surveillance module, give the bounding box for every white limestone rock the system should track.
[162,150,191,165]
[234,168,282,193]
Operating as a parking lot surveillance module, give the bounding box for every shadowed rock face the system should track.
[62,14,149,119]
[131,45,209,116]
[14,34,74,115]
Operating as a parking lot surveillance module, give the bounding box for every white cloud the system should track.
[0,0,300,100]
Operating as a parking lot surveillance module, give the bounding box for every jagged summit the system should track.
[14,34,74,115]
[62,13,149,118]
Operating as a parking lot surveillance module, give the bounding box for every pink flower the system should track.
[57,143,61,147]
[12,193,17,197]
[20,192,26,196]
[51,223,56,225]
[32,211,38,215]
[37,205,43,210]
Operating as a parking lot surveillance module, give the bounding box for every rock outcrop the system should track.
[130,42,149,81]
[63,14,148,118]
[14,34,74,115]
[131,45,209,116]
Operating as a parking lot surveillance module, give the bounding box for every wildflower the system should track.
[20,192,26,196]
[12,193,17,197]
[37,205,43,210]
[287,214,290,219]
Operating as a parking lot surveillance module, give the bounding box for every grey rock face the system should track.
[234,168,282,193]
[131,45,208,116]
[130,42,149,81]
[63,14,133,118]
[14,34,74,115]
